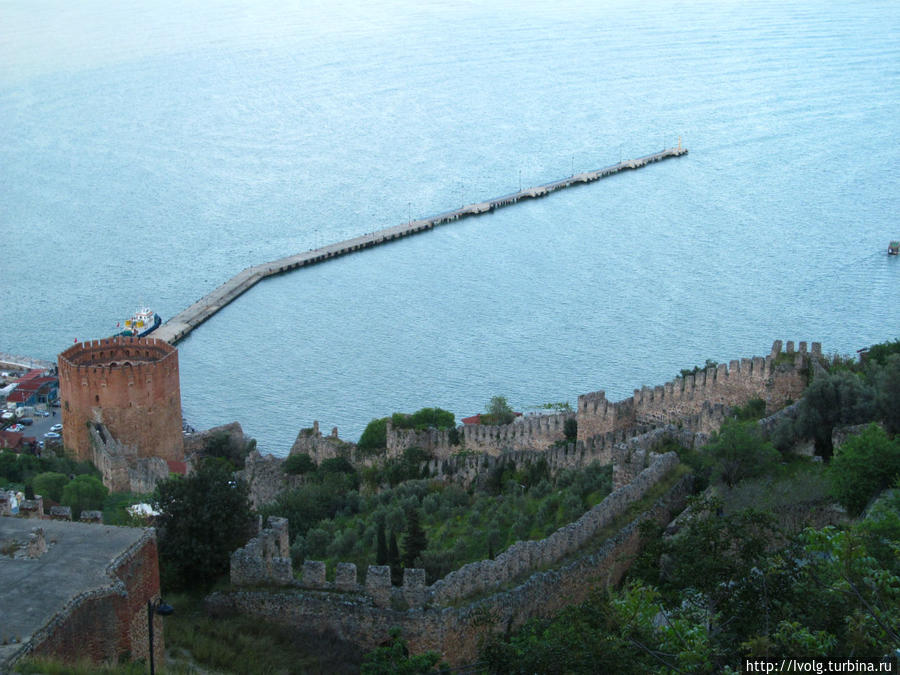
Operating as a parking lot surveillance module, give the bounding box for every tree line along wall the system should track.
[230,453,679,600]
[211,456,692,666]
[57,337,183,463]
[576,340,819,442]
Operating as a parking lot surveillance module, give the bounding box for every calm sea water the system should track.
[2,0,898,454]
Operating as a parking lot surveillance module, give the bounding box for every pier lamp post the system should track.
[147,598,174,675]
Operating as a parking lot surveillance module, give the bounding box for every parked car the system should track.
[36,410,50,417]
[9,424,25,432]
[50,423,63,432]
[19,418,33,426]
[43,432,61,440]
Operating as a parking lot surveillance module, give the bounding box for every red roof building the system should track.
[0,430,26,451]
[7,370,58,406]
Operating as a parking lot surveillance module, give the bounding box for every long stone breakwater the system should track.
[153,145,688,344]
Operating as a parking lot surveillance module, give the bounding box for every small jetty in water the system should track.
[153,143,689,345]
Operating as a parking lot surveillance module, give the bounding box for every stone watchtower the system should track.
[57,337,184,463]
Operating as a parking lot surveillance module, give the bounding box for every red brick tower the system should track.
[57,337,184,463]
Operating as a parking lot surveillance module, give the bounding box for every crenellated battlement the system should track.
[577,340,819,442]
[59,336,176,371]
[459,411,574,455]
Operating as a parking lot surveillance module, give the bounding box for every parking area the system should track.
[1,404,63,452]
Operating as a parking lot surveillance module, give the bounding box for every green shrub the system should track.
[358,417,388,452]
[284,452,316,475]
[391,407,455,431]
[732,397,767,421]
[706,420,780,487]
[32,471,69,502]
[829,424,900,515]
[61,475,108,519]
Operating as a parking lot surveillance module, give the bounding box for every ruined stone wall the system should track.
[386,423,454,459]
[577,340,819,443]
[58,337,183,463]
[238,451,306,509]
[208,470,692,666]
[231,517,292,586]
[27,529,162,667]
[89,423,168,493]
[289,421,357,464]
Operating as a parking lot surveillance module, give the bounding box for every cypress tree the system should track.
[376,521,388,566]
[402,508,428,569]
[388,531,401,585]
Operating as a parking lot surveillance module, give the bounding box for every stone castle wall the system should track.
[58,337,183,463]
[210,463,692,666]
[423,424,706,488]
[386,423,453,459]
[376,341,808,462]
[88,423,169,493]
[238,451,306,509]
[224,452,678,609]
[231,517,292,586]
[460,412,574,455]
[576,340,818,443]
[427,451,678,604]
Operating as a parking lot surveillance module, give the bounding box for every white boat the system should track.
[117,307,161,337]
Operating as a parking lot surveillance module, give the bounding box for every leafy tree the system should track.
[358,417,389,452]
[732,397,766,421]
[705,420,780,487]
[59,474,109,520]
[402,509,428,569]
[392,408,456,431]
[202,430,254,469]
[319,456,358,482]
[361,627,447,674]
[154,459,252,590]
[32,471,69,502]
[60,475,108,519]
[829,424,900,515]
[259,474,358,540]
[662,496,780,614]
[485,396,515,426]
[794,370,876,460]
[874,354,900,434]
[864,338,900,366]
[283,452,316,475]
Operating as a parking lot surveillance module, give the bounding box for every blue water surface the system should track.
[1,0,898,453]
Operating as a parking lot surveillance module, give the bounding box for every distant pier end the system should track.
[152,144,688,344]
